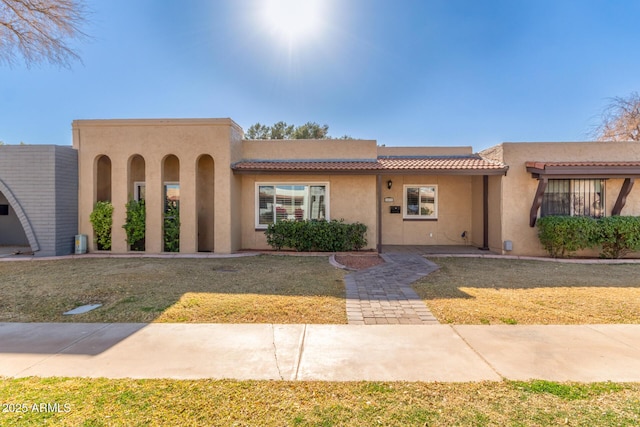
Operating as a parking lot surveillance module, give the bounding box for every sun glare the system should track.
[260,0,325,46]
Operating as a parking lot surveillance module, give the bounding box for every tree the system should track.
[245,121,346,140]
[0,0,88,67]
[291,122,329,139]
[594,92,640,142]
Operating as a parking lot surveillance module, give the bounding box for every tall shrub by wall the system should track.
[89,201,113,251]
[123,199,146,251]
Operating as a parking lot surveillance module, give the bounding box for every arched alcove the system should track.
[95,155,112,202]
[197,155,215,252]
[0,180,38,252]
[126,155,146,251]
[162,155,180,252]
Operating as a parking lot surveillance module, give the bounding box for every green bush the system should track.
[537,215,640,259]
[596,216,640,259]
[123,199,146,251]
[265,219,368,252]
[89,201,114,251]
[536,216,598,258]
[164,200,180,252]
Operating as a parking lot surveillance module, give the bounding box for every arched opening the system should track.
[93,155,113,250]
[125,155,146,251]
[162,155,180,252]
[0,185,32,254]
[96,155,112,202]
[197,155,215,252]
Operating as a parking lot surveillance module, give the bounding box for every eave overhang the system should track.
[526,161,640,179]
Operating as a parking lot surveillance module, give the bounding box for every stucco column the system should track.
[180,154,197,253]
[145,155,162,253]
[111,154,128,253]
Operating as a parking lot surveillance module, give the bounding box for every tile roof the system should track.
[232,160,381,171]
[232,155,508,173]
[378,156,506,171]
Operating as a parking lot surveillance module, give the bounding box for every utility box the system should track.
[75,234,87,254]
[503,240,513,251]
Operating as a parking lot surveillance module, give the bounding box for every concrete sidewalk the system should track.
[1,323,639,382]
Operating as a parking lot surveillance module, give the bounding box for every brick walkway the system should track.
[344,253,440,325]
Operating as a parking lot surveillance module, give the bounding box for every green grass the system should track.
[415,257,640,324]
[0,256,346,323]
[0,378,638,426]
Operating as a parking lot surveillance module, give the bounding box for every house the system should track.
[3,117,640,257]
[0,145,77,256]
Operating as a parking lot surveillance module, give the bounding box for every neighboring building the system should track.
[4,118,640,257]
[0,145,77,256]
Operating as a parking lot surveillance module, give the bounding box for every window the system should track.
[404,185,438,219]
[256,183,328,228]
[164,183,180,211]
[541,179,605,218]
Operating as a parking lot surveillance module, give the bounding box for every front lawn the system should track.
[0,378,638,426]
[0,256,346,324]
[415,257,640,325]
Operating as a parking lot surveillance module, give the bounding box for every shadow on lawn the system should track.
[0,255,346,322]
[0,255,346,355]
[415,257,640,299]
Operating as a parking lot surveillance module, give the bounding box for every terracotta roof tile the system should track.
[233,155,508,172]
[232,160,380,171]
[378,156,506,170]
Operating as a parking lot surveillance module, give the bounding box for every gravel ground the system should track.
[334,254,385,270]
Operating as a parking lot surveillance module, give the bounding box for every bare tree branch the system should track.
[0,0,88,68]
[594,92,640,142]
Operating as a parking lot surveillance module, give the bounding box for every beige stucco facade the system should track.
[71,118,640,257]
[482,142,640,256]
[74,119,243,254]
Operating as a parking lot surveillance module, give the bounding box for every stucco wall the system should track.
[242,139,378,160]
[380,174,473,245]
[73,119,242,254]
[240,174,377,250]
[0,145,77,256]
[489,142,640,256]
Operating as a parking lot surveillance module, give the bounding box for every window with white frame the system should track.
[541,179,605,218]
[256,183,328,228]
[404,185,438,219]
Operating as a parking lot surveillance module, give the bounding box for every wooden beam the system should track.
[529,178,548,227]
[612,178,635,216]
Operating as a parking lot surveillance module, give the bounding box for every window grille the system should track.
[541,179,604,218]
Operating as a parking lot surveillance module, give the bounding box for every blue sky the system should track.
[1,0,639,150]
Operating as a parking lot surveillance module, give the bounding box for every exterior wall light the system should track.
[387,180,393,190]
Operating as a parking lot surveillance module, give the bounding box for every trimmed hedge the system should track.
[537,215,640,258]
[265,219,367,252]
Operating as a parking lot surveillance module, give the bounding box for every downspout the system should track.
[481,175,489,250]
[376,174,382,253]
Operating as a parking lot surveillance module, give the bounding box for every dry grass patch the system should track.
[0,256,346,324]
[414,257,640,324]
[0,378,638,426]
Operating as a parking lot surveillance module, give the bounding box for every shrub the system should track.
[536,216,598,258]
[265,219,368,252]
[123,199,146,251]
[596,216,640,259]
[164,200,180,252]
[89,201,114,250]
